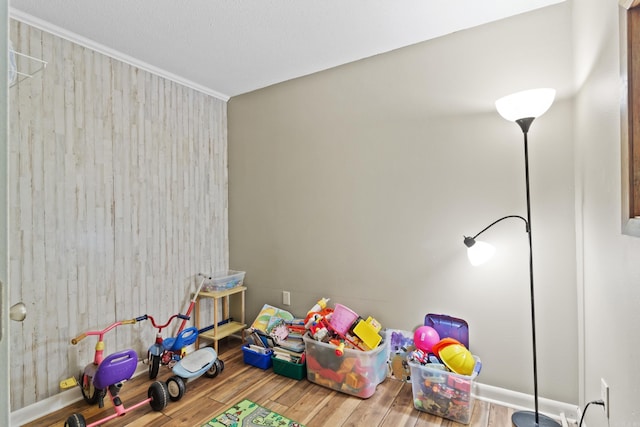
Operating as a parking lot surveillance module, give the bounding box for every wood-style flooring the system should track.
[23,337,553,427]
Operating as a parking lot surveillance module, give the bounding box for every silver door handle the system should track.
[10,302,26,322]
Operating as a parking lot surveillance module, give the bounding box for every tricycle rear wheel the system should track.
[148,381,169,411]
[166,376,186,402]
[64,413,86,427]
[205,358,224,378]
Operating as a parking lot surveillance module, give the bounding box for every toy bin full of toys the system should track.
[406,314,481,424]
[408,356,481,424]
[303,298,389,398]
[303,332,389,398]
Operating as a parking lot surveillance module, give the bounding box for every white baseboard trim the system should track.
[11,371,581,427]
[10,362,149,427]
[475,382,580,424]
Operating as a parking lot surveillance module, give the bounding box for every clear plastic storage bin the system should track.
[408,357,480,424]
[303,332,389,398]
[202,270,246,292]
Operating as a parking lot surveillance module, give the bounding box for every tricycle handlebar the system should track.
[71,333,86,345]
[70,317,142,345]
[144,313,190,329]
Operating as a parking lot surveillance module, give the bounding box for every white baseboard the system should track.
[475,382,580,424]
[10,362,149,427]
[11,371,580,427]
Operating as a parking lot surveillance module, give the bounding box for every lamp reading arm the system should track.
[463,215,529,248]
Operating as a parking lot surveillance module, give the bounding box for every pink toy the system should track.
[413,326,440,353]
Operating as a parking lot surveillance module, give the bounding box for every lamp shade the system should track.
[495,88,556,122]
[466,240,496,266]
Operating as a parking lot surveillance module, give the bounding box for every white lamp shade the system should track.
[495,88,556,122]
[467,240,496,266]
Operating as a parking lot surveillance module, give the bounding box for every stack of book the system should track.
[244,318,307,364]
[273,319,305,363]
[273,346,304,364]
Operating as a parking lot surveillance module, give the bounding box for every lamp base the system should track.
[512,411,561,427]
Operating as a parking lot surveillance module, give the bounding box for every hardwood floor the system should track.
[22,337,540,427]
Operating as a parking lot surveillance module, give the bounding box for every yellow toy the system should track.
[352,316,382,350]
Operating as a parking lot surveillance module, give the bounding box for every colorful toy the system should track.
[60,319,169,427]
[438,343,475,376]
[305,313,331,342]
[424,313,469,349]
[144,273,211,379]
[307,297,330,315]
[142,274,225,401]
[352,316,382,350]
[329,303,359,335]
[413,326,440,353]
[144,313,194,378]
[431,337,462,356]
[60,317,147,404]
[411,348,430,364]
[64,349,169,427]
[165,346,224,401]
[330,339,346,356]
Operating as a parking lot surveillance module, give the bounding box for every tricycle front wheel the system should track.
[148,353,161,379]
[80,372,100,405]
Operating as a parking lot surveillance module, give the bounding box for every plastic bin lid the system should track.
[424,313,469,349]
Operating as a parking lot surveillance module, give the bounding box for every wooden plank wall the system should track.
[8,20,229,410]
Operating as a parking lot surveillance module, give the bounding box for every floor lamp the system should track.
[463,88,561,427]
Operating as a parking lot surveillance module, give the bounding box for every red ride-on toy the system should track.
[143,313,194,379]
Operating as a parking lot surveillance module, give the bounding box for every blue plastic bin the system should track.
[242,345,273,370]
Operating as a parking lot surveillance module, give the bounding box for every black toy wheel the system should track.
[148,381,169,411]
[64,413,86,427]
[166,376,186,402]
[80,372,100,405]
[204,358,224,378]
[148,353,161,379]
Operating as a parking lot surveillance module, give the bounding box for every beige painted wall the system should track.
[229,3,578,405]
[573,0,640,425]
[8,20,228,410]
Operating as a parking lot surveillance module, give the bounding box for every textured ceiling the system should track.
[9,0,564,100]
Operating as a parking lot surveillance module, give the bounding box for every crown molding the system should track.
[8,8,230,102]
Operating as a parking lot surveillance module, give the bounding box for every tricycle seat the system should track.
[93,349,138,389]
[163,326,198,351]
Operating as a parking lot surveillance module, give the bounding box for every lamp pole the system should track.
[512,117,560,427]
[463,118,561,427]
[465,88,559,426]
[518,117,541,426]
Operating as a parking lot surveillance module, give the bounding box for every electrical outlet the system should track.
[601,378,609,419]
[282,291,291,306]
